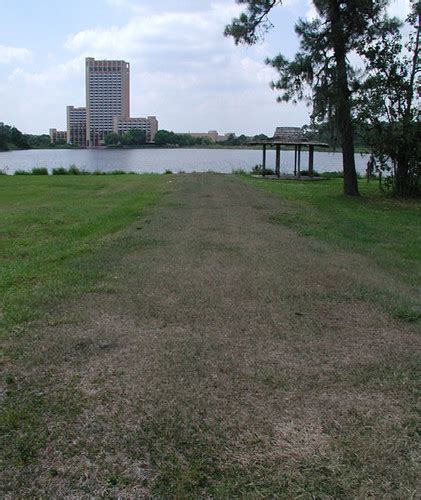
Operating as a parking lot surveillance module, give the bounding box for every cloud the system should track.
[8,56,85,86]
[0,0,310,135]
[65,2,242,58]
[0,44,31,64]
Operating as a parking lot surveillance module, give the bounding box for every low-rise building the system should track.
[49,128,67,144]
[113,116,158,142]
[184,130,235,142]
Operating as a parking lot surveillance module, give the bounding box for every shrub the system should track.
[299,169,320,177]
[108,170,127,175]
[68,165,81,175]
[52,167,68,175]
[251,165,275,175]
[320,171,343,178]
[14,170,30,175]
[31,167,49,175]
[164,169,173,175]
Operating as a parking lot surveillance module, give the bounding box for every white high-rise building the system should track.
[85,57,130,147]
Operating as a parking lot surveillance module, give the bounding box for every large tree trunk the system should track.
[329,0,360,196]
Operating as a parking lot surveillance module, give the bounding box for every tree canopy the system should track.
[225,0,411,196]
[0,123,30,151]
[154,130,213,147]
[354,2,420,196]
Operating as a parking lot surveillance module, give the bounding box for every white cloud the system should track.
[65,3,242,57]
[0,0,310,135]
[8,56,85,86]
[0,44,31,64]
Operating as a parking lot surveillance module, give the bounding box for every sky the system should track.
[0,0,412,136]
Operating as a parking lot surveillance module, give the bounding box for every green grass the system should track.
[242,176,421,319]
[243,177,420,281]
[0,174,166,336]
[1,173,419,496]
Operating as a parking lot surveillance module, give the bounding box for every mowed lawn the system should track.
[0,174,167,336]
[1,173,420,496]
[242,176,421,320]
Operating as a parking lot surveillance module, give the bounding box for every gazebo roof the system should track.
[250,127,328,147]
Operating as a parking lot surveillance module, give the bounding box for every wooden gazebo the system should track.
[251,127,329,177]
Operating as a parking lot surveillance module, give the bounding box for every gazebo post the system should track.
[297,145,301,177]
[251,128,328,179]
[275,144,281,178]
[262,144,267,177]
[308,145,314,177]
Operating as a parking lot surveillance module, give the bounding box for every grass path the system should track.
[1,174,419,496]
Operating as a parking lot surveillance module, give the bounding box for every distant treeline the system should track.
[1,121,371,152]
[0,123,63,151]
[151,128,369,149]
[153,131,270,147]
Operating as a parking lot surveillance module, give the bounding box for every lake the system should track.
[0,148,369,175]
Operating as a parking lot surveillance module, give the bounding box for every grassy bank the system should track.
[241,176,421,319]
[0,174,166,336]
[1,173,420,496]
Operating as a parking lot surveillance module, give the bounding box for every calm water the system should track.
[0,148,369,175]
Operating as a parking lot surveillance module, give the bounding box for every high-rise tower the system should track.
[85,57,130,147]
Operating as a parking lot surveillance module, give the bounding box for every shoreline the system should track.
[1,145,371,154]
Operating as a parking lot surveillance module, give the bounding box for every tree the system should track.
[355,3,420,196]
[25,134,51,148]
[10,126,30,149]
[104,132,122,146]
[154,130,177,146]
[225,0,396,196]
[0,123,30,150]
[122,129,147,146]
[0,124,9,151]
[253,133,269,141]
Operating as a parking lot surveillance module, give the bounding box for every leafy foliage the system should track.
[225,0,403,196]
[154,130,212,146]
[31,168,49,175]
[354,2,420,196]
[221,133,250,146]
[105,129,147,146]
[122,129,147,146]
[25,134,51,148]
[104,132,121,146]
[224,0,282,44]
[0,123,30,151]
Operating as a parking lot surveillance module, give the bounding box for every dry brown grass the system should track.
[1,174,420,497]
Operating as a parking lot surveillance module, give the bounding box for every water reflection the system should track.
[0,148,369,175]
